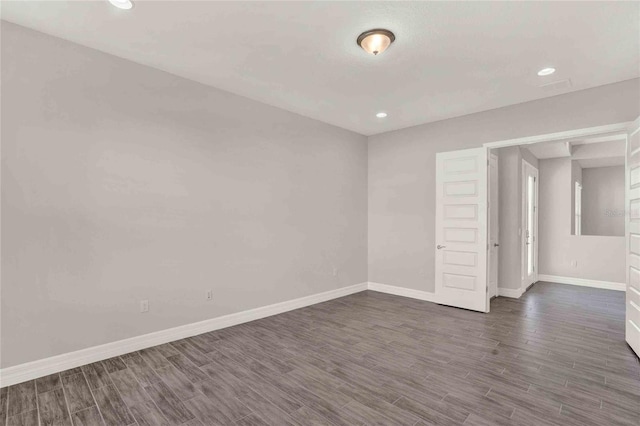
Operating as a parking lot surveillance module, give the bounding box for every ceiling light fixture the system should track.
[537,67,556,76]
[109,0,133,10]
[376,112,388,118]
[357,29,395,56]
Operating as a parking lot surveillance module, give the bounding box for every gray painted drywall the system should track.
[538,159,625,283]
[496,147,521,290]
[1,23,368,368]
[582,166,625,236]
[368,78,638,292]
[520,147,539,170]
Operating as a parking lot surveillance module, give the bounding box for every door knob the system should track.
[493,243,500,247]
[437,245,446,249]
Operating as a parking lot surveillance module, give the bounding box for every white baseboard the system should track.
[367,282,439,303]
[0,282,368,387]
[7,275,623,387]
[497,287,524,298]
[538,274,626,292]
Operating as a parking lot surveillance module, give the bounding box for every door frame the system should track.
[488,153,500,298]
[483,122,631,149]
[521,159,539,292]
[482,121,632,299]
[428,122,632,307]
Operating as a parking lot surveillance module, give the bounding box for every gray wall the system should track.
[1,23,368,368]
[496,147,521,290]
[582,166,625,236]
[368,78,639,292]
[538,159,625,283]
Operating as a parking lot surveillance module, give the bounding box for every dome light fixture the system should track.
[537,67,556,76]
[109,0,133,10]
[357,29,395,56]
[376,112,388,118]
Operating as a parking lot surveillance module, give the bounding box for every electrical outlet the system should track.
[140,299,149,313]
[206,290,213,301]
[571,260,578,268]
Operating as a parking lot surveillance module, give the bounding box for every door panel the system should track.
[626,116,640,357]
[436,147,489,313]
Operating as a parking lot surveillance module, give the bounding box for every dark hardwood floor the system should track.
[1,282,639,425]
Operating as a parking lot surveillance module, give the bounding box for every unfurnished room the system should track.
[0,1,639,425]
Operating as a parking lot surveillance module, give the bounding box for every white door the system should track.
[626,116,640,357]
[435,147,489,313]
[488,154,499,298]
[522,160,539,290]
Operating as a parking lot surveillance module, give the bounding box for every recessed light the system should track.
[537,67,556,76]
[109,0,133,10]
[376,112,388,118]
[357,29,395,56]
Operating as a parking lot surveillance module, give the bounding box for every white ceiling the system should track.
[526,141,572,160]
[578,157,625,169]
[2,1,639,135]
[525,139,626,165]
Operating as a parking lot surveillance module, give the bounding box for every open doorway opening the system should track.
[488,131,626,302]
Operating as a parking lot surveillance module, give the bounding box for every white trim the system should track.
[367,282,439,303]
[483,122,632,149]
[497,287,524,298]
[0,282,368,387]
[538,274,626,291]
[488,153,500,299]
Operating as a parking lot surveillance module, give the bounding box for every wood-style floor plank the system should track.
[37,388,71,426]
[5,409,38,426]
[109,368,151,408]
[143,380,194,425]
[0,387,8,426]
[6,382,36,418]
[120,353,161,387]
[1,282,638,426]
[80,363,112,390]
[128,401,170,426]
[35,374,62,395]
[92,385,135,426]
[70,406,105,426]
[60,374,94,414]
